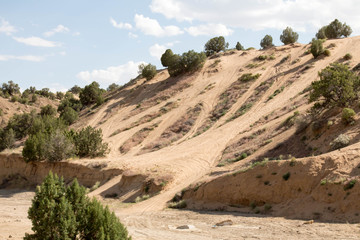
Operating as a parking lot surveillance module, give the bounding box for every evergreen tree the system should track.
[280,27,299,45]
[25,172,131,239]
[24,172,77,240]
[310,63,360,107]
[235,42,244,51]
[204,36,226,56]
[260,35,274,49]
[160,49,174,67]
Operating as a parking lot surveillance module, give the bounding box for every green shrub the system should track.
[323,49,331,56]
[40,104,57,116]
[79,81,104,106]
[2,80,20,96]
[325,19,352,39]
[239,73,261,82]
[331,134,350,150]
[22,115,68,162]
[0,128,15,151]
[310,63,360,108]
[342,108,355,124]
[316,26,327,39]
[162,49,206,77]
[73,126,109,158]
[44,129,75,162]
[25,172,130,240]
[258,55,268,61]
[31,94,37,103]
[107,83,120,92]
[204,36,227,56]
[161,49,174,67]
[282,172,291,181]
[23,131,47,162]
[344,53,352,60]
[168,200,187,209]
[310,39,324,58]
[280,27,299,45]
[10,95,20,102]
[60,106,79,125]
[69,85,82,94]
[344,180,356,191]
[56,91,64,100]
[6,111,37,139]
[260,35,274,49]
[236,42,244,50]
[58,95,82,113]
[141,63,157,81]
[180,50,207,73]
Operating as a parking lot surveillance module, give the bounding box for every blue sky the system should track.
[1,0,359,92]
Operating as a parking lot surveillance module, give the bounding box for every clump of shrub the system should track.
[330,134,350,150]
[309,63,360,108]
[236,42,244,51]
[21,113,109,162]
[139,63,157,80]
[341,108,355,124]
[72,126,109,158]
[60,106,79,125]
[25,172,130,240]
[316,19,352,39]
[168,200,187,209]
[260,35,274,49]
[239,73,261,82]
[204,36,228,56]
[258,55,268,61]
[343,53,353,60]
[161,49,206,77]
[280,27,299,45]
[282,172,291,181]
[0,128,15,150]
[323,49,331,57]
[2,80,20,96]
[40,104,57,116]
[344,180,356,191]
[310,39,325,58]
[79,81,104,106]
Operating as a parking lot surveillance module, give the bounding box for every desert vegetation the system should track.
[25,172,130,239]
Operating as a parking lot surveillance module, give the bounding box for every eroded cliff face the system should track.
[183,144,360,222]
[0,153,123,188]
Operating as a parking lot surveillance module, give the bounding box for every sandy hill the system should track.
[0,95,59,128]
[72,36,360,220]
[1,36,360,239]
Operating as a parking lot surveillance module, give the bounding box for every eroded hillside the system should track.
[2,36,360,226]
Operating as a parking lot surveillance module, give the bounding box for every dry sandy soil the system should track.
[1,190,360,240]
[2,37,360,239]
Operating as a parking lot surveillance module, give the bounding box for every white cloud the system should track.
[13,36,61,47]
[59,51,66,56]
[110,18,132,30]
[0,54,45,62]
[149,41,179,59]
[128,32,138,39]
[134,14,183,37]
[150,0,360,33]
[49,83,68,93]
[149,44,167,59]
[185,24,233,36]
[43,24,70,37]
[73,32,81,36]
[0,18,17,35]
[76,61,145,86]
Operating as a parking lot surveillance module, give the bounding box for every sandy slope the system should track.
[2,36,360,239]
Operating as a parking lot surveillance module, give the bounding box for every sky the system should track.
[1,0,360,92]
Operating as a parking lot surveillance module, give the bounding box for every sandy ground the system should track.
[1,189,360,240]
